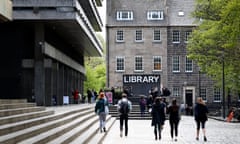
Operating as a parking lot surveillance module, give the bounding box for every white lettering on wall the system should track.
[123,75,160,83]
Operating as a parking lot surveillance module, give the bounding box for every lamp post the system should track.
[198,67,201,98]
[222,56,226,119]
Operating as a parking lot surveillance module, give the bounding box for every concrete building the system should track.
[0,0,12,22]
[0,0,103,106]
[106,0,234,111]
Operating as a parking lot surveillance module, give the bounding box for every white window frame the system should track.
[134,56,144,72]
[172,87,180,97]
[116,56,125,72]
[184,31,192,43]
[135,30,143,42]
[172,56,180,72]
[147,11,164,20]
[185,56,193,72]
[172,30,180,43]
[213,88,221,102]
[116,30,124,42]
[153,56,162,71]
[200,88,207,101]
[116,11,133,21]
[153,29,161,42]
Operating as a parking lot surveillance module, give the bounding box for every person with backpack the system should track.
[151,97,166,140]
[117,93,132,137]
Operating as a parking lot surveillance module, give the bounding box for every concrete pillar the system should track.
[58,64,64,105]
[45,59,53,106]
[34,23,45,106]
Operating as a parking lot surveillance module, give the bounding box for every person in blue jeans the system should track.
[95,92,108,133]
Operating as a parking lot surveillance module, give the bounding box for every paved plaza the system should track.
[102,116,240,144]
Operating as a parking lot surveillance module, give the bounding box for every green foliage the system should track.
[188,0,240,91]
[83,34,106,95]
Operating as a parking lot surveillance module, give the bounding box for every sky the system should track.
[97,0,106,39]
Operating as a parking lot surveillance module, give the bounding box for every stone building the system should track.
[106,0,233,111]
[0,0,103,106]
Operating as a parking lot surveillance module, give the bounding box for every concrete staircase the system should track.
[109,105,152,120]
[0,99,116,144]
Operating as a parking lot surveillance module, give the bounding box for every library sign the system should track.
[123,74,160,84]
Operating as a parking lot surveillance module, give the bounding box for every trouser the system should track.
[154,123,161,139]
[99,112,106,129]
[169,119,179,138]
[120,114,128,136]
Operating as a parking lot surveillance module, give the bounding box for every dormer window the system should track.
[147,11,164,20]
[116,11,133,21]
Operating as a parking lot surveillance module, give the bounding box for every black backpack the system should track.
[119,100,129,114]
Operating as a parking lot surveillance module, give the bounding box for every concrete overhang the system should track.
[79,0,103,31]
[12,0,103,57]
[0,0,12,21]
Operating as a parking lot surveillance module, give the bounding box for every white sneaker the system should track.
[120,131,123,137]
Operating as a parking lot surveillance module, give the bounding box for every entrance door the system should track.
[185,90,193,115]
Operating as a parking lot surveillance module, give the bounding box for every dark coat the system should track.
[151,102,165,126]
[194,103,208,122]
[168,105,180,121]
[95,98,105,115]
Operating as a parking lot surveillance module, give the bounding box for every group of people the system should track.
[95,92,209,142]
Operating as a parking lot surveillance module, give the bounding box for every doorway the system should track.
[185,89,193,115]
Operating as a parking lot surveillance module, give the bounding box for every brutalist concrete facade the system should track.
[106,0,233,110]
[0,0,103,106]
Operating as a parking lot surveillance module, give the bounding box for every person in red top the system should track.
[73,89,79,104]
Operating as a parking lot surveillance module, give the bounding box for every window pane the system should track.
[214,88,221,102]
[173,87,180,97]
[185,56,193,72]
[153,30,161,41]
[185,31,192,42]
[136,30,143,41]
[135,56,143,71]
[200,88,207,101]
[116,57,125,71]
[172,30,180,43]
[116,30,124,42]
[172,56,180,72]
[153,56,161,70]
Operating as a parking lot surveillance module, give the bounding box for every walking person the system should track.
[139,95,146,117]
[167,99,180,141]
[194,97,208,142]
[117,93,132,137]
[147,95,153,113]
[151,97,166,140]
[95,92,108,133]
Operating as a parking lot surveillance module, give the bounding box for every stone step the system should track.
[69,115,114,144]
[0,99,27,104]
[0,107,46,117]
[0,108,94,143]
[18,112,97,144]
[0,103,36,110]
[0,110,54,126]
[0,107,92,136]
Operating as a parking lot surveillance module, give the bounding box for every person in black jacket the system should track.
[151,97,166,140]
[167,99,180,141]
[194,97,209,142]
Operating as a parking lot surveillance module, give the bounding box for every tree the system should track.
[187,0,240,91]
[84,34,106,94]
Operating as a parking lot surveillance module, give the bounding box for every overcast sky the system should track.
[97,0,106,39]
